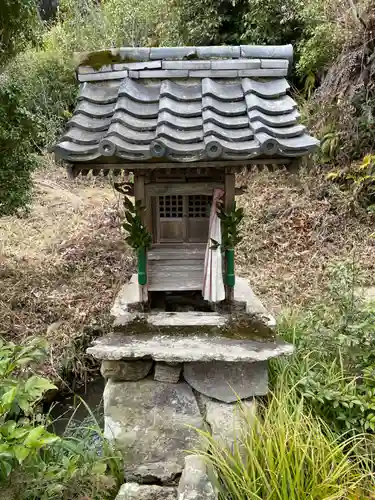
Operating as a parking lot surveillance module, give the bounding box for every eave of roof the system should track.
[55,45,319,165]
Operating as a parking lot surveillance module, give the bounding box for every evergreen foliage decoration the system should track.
[122,196,152,251]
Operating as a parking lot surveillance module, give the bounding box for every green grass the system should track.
[198,385,372,500]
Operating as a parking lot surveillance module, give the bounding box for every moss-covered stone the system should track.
[78,50,123,70]
[113,314,275,342]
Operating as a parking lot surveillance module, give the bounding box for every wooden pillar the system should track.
[224,172,235,302]
[134,173,148,304]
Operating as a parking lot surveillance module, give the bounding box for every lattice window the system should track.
[159,195,183,218]
[188,195,211,218]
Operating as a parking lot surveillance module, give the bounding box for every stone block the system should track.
[116,483,177,500]
[211,58,260,70]
[104,379,203,484]
[183,361,268,402]
[240,44,293,62]
[78,70,128,82]
[113,61,162,71]
[77,64,112,74]
[162,60,211,70]
[101,359,153,381]
[111,275,141,317]
[196,46,240,59]
[137,70,189,78]
[118,47,151,61]
[177,455,217,500]
[188,70,238,78]
[204,398,256,447]
[150,47,197,60]
[154,362,182,383]
[238,68,288,77]
[233,277,276,327]
[261,58,289,69]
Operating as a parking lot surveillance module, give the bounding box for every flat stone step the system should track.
[88,333,293,363]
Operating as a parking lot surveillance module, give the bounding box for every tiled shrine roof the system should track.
[54,45,319,164]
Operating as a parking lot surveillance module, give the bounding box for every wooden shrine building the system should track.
[55,44,318,305]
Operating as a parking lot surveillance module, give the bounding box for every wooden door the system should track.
[155,194,211,244]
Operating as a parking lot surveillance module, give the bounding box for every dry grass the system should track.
[0,162,133,383]
[0,161,374,383]
[236,166,375,313]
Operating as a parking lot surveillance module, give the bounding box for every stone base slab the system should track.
[88,334,293,363]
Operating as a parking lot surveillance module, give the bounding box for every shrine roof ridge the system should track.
[75,45,294,81]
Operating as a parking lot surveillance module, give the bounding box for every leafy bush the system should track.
[198,385,371,499]
[22,411,123,500]
[272,262,375,434]
[0,338,58,479]
[296,0,347,79]
[0,337,123,500]
[158,0,305,47]
[0,0,42,66]
[0,50,76,215]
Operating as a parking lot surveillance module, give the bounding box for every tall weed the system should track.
[272,261,375,434]
[198,385,371,500]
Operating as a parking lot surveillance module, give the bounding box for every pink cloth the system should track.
[202,188,225,302]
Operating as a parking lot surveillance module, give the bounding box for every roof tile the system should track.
[55,45,318,164]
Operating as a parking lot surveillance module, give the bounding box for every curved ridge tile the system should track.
[202,79,243,102]
[62,128,104,145]
[245,93,296,116]
[99,135,151,159]
[159,96,201,117]
[160,80,202,102]
[203,121,253,142]
[61,152,101,162]
[242,78,289,98]
[205,135,260,153]
[75,100,115,118]
[203,109,248,129]
[203,95,246,116]
[256,132,319,155]
[158,110,202,131]
[156,124,203,144]
[67,114,111,132]
[115,97,159,118]
[55,140,99,156]
[153,137,204,155]
[78,82,120,104]
[111,111,157,131]
[106,122,155,144]
[248,108,300,127]
[251,120,305,138]
[118,78,161,102]
[274,134,320,151]
[222,150,261,160]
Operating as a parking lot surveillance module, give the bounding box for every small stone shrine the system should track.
[55,44,318,499]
